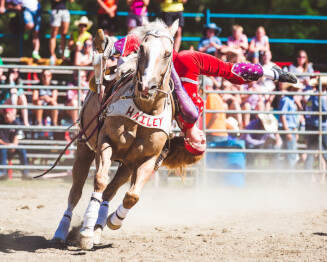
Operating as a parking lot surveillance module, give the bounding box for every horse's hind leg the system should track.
[107,157,156,230]
[53,140,95,243]
[93,164,132,244]
[80,136,112,250]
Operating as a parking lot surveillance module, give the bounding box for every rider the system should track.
[92,31,297,155]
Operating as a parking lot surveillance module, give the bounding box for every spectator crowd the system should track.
[0,0,325,182]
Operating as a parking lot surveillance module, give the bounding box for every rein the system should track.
[34,72,134,179]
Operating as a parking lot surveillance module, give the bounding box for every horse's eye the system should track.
[139,45,145,56]
[164,51,171,58]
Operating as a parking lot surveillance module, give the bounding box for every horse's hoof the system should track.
[80,236,94,250]
[93,226,103,245]
[107,213,122,230]
[80,228,94,250]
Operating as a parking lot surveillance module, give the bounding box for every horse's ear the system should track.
[169,19,179,37]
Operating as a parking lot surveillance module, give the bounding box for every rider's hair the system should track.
[163,136,203,175]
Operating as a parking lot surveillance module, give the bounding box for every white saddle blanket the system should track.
[105,87,173,136]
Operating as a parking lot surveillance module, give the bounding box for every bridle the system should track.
[135,30,174,98]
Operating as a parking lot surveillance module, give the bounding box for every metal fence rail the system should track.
[2,9,327,57]
[0,65,326,181]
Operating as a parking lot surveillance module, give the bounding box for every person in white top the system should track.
[257,50,277,110]
[249,26,270,64]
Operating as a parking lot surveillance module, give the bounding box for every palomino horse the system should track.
[53,20,202,249]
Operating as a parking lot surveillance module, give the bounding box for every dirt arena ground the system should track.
[0,174,326,262]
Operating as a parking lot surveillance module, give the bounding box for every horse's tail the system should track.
[162,136,203,174]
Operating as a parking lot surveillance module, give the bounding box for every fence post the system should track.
[202,78,207,187]
[318,76,323,175]
[77,69,82,113]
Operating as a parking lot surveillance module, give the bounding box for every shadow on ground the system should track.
[312,232,327,237]
[0,231,55,253]
[0,231,115,254]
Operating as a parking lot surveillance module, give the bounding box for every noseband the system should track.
[136,30,174,97]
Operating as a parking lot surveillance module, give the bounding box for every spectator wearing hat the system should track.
[126,0,149,32]
[97,0,118,36]
[32,70,58,127]
[243,114,281,166]
[158,0,187,52]
[49,0,74,64]
[248,26,270,64]
[278,82,303,168]
[0,108,28,180]
[304,77,327,177]
[198,23,222,56]
[68,16,93,63]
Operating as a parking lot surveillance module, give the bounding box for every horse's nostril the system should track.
[150,85,157,90]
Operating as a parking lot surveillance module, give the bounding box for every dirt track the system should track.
[0,177,327,262]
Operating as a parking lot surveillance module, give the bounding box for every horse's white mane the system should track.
[116,20,171,79]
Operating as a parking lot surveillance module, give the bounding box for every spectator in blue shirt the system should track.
[198,23,222,56]
[278,82,303,168]
[304,77,327,174]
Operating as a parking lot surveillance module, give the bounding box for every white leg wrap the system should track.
[95,201,109,229]
[53,206,73,241]
[263,67,277,80]
[81,192,102,234]
[110,204,129,226]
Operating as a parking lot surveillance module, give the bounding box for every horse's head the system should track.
[135,20,179,100]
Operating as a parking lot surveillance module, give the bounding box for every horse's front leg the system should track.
[53,140,95,243]
[107,156,157,230]
[93,164,132,244]
[80,136,112,250]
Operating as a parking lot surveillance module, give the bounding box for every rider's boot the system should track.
[232,62,297,83]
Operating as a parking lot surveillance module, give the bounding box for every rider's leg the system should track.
[231,62,297,83]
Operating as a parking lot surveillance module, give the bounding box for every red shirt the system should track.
[98,0,117,15]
